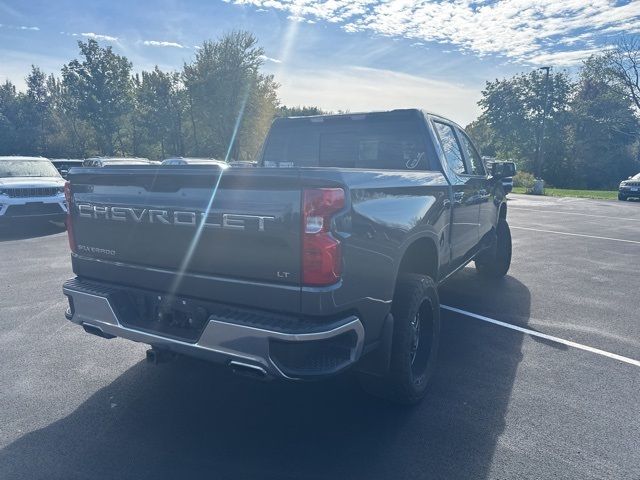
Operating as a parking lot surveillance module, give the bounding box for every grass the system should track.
[511,186,619,200]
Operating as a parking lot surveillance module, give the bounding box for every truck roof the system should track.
[275,108,464,130]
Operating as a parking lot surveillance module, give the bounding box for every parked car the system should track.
[228,161,257,168]
[0,156,67,225]
[161,157,227,166]
[619,173,640,201]
[50,159,84,179]
[62,109,515,404]
[82,157,155,167]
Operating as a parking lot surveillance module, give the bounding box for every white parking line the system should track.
[510,226,640,245]
[441,305,640,368]
[510,207,640,222]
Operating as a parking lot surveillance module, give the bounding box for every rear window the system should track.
[262,114,432,170]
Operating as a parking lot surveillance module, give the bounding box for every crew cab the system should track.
[0,156,67,225]
[62,109,515,404]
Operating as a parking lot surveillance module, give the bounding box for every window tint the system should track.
[433,122,466,175]
[319,131,426,170]
[458,130,485,175]
[262,116,430,170]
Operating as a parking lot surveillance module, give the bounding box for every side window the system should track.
[433,121,466,175]
[458,130,486,176]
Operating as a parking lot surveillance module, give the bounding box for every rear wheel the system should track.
[359,274,440,405]
[475,217,512,278]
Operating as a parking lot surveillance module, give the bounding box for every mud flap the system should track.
[354,313,394,377]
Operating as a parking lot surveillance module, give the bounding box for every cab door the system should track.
[431,120,480,269]
[456,128,494,242]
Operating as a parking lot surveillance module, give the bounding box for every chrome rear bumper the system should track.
[63,278,364,380]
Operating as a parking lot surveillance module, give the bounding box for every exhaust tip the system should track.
[82,323,115,339]
[229,360,270,380]
[146,347,176,365]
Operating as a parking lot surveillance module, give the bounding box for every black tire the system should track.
[359,274,440,405]
[475,218,512,278]
[618,194,627,201]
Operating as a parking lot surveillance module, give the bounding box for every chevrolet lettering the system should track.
[77,204,275,231]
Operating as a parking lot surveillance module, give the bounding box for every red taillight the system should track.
[302,188,345,286]
[64,181,77,253]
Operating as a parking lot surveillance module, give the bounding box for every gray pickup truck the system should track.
[62,109,515,404]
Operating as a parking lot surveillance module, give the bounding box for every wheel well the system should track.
[397,238,439,282]
[499,202,507,220]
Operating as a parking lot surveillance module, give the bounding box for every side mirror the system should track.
[491,161,516,179]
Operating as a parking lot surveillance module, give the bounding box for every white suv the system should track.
[0,156,68,225]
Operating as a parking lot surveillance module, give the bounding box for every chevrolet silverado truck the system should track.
[62,109,515,404]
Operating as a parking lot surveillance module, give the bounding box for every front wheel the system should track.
[475,217,512,278]
[359,274,440,405]
[618,194,627,201]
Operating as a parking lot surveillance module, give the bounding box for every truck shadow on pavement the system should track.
[0,270,530,480]
[0,221,65,242]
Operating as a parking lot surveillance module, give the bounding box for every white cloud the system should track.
[260,54,282,63]
[526,48,607,67]
[277,65,481,125]
[230,0,640,65]
[143,40,186,48]
[0,24,40,31]
[78,32,118,41]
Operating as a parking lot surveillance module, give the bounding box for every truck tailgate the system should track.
[68,166,302,293]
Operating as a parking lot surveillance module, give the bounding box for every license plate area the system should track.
[113,290,210,343]
[25,202,44,211]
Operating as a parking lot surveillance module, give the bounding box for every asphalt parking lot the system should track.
[1,194,639,480]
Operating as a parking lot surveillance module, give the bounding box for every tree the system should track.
[609,36,640,112]
[23,66,52,154]
[183,31,279,161]
[479,70,573,179]
[568,55,640,188]
[136,67,185,158]
[62,40,133,155]
[0,81,20,155]
[276,105,325,117]
[464,116,496,157]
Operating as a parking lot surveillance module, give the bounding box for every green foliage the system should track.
[512,171,536,190]
[476,49,640,190]
[479,70,573,178]
[512,186,618,200]
[62,40,133,155]
[276,105,325,117]
[134,68,184,158]
[464,117,495,157]
[182,31,278,161]
[568,55,639,189]
[0,31,303,161]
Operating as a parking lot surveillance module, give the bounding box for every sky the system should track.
[1,0,639,125]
